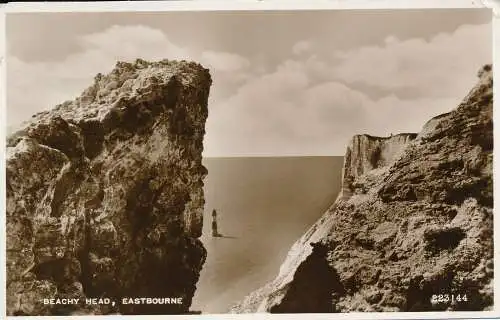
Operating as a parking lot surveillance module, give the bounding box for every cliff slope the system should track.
[231,64,493,313]
[6,59,212,315]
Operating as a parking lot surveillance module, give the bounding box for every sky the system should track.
[6,9,493,156]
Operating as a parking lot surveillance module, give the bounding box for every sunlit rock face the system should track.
[6,59,212,315]
[231,64,493,313]
[340,133,417,199]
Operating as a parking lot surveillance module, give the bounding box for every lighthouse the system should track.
[211,209,220,237]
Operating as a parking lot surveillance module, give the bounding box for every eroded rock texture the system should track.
[341,133,417,198]
[6,59,212,315]
[231,64,493,313]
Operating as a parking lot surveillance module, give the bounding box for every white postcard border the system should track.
[1,1,498,320]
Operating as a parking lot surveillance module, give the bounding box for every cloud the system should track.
[206,58,418,156]
[331,23,491,98]
[54,25,192,80]
[8,22,491,156]
[292,40,312,55]
[204,56,459,156]
[201,51,250,72]
[200,51,252,103]
[205,23,491,156]
[384,35,399,45]
[7,56,92,127]
[204,21,487,157]
[7,25,251,129]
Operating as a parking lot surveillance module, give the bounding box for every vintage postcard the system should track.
[1,1,498,319]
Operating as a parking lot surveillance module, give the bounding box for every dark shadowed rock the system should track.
[230,64,493,313]
[6,59,212,315]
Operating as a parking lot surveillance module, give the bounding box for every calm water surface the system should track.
[190,156,344,313]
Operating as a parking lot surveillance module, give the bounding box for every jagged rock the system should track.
[6,59,212,315]
[340,133,417,198]
[231,64,493,313]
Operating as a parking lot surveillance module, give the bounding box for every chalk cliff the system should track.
[231,64,493,313]
[340,133,417,198]
[6,59,212,315]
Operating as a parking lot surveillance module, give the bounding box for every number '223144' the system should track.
[430,294,468,304]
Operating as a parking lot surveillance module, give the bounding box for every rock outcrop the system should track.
[340,133,417,198]
[231,64,493,313]
[6,59,212,315]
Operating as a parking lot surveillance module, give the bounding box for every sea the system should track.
[190,156,344,313]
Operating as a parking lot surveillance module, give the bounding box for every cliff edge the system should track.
[231,64,493,313]
[6,59,212,315]
[340,133,417,199]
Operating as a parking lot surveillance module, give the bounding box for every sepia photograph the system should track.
[2,2,496,318]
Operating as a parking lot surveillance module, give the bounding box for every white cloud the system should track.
[384,35,399,45]
[204,22,489,157]
[53,25,192,80]
[7,56,91,126]
[332,23,491,98]
[8,22,491,156]
[204,55,460,156]
[292,40,312,56]
[7,25,251,130]
[201,51,250,72]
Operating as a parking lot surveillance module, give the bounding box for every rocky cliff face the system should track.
[340,133,417,198]
[6,59,212,315]
[231,64,493,313]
